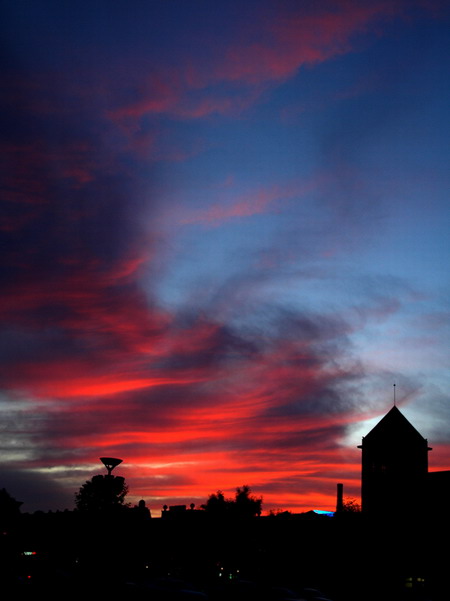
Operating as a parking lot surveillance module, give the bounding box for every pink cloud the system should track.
[107,73,180,127]
[177,176,323,227]
[106,1,421,128]
[99,1,442,171]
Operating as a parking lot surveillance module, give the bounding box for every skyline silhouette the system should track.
[3,405,449,517]
[2,423,449,601]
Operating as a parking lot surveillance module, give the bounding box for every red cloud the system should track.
[1,264,368,512]
[106,1,418,127]
[107,72,180,126]
[205,1,419,88]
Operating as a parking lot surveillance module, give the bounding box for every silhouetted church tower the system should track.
[358,406,431,515]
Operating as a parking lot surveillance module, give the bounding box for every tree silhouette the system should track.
[201,490,229,515]
[234,485,262,517]
[202,485,262,518]
[342,497,361,513]
[75,474,129,512]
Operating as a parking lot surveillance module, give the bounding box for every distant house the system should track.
[358,405,450,515]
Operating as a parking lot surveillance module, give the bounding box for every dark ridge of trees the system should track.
[201,485,262,518]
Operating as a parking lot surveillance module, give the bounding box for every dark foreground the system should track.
[2,510,448,600]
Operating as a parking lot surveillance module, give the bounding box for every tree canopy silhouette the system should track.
[202,485,262,518]
[342,497,361,513]
[75,474,129,512]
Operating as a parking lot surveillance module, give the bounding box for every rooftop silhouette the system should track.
[358,405,449,516]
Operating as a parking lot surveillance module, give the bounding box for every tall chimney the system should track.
[336,483,344,513]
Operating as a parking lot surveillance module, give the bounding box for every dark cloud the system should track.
[0,466,73,513]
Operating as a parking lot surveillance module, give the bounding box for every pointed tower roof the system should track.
[363,405,428,445]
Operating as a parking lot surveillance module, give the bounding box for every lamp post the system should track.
[100,457,123,476]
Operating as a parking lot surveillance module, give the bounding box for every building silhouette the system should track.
[358,405,450,515]
[358,405,430,515]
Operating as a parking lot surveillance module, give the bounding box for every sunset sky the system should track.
[1,0,449,514]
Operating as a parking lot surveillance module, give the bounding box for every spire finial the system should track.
[393,383,396,406]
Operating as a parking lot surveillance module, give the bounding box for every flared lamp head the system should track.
[100,457,123,475]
